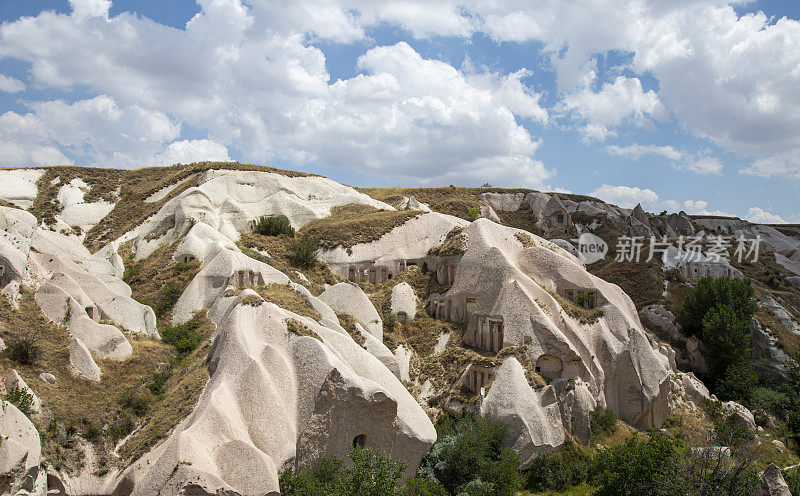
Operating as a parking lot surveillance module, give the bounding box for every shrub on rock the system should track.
[255,215,295,237]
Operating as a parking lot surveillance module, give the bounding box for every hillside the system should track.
[0,163,798,495]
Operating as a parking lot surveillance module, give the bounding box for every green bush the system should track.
[286,235,318,269]
[417,412,521,496]
[149,370,171,396]
[467,208,480,221]
[590,432,683,496]
[156,282,183,314]
[5,335,39,365]
[161,320,202,356]
[255,215,295,236]
[279,446,407,496]
[701,305,756,395]
[404,478,449,496]
[590,407,619,438]
[4,387,35,417]
[524,437,591,491]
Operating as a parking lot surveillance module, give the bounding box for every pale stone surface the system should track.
[69,337,102,382]
[722,401,757,434]
[481,358,565,468]
[319,282,383,341]
[113,294,436,496]
[57,178,115,231]
[755,464,792,496]
[174,222,239,265]
[438,219,671,430]
[0,401,42,494]
[173,248,289,324]
[38,373,56,385]
[318,212,468,281]
[554,377,597,446]
[390,282,417,320]
[0,169,45,209]
[134,170,392,260]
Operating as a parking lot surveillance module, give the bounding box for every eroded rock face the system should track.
[115,294,435,496]
[437,220,671,431]
[390,282,417,321]
[318,282,383,340]
[755,464,792,496]
[480,358,565,469]
[0,401,43,495]
[134,170,392,260]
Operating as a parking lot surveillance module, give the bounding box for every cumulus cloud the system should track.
[685,156,723,175]
[745,206,786,224]
[559,75,666,141]
[604,144,683,161]
[0,75,25,93]
[590,184,659,209]
[155,139,231,165]
[680,200,734,217]
[743,156,800,178]
[0,5,550,185]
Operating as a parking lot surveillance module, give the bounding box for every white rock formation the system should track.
[56,178,115,232]
[318,282,383,340]
[0,401,45,495]
[319,212,468,281]
[435,219,671,430]
[722,401,757,434]
[173,249,289,324]
[134,169,392,260]
[480,358,565,468]
[390,282,417,321]
[69,337,102,382]
[113,293,436,495]
[755,464,792,496]
[0,169,45,209]
[554,377,597,446]
[174,222,239,265]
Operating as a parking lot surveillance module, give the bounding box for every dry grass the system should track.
[358,186,487,220]
[335,312,366,348]
[19,162,315,252]
[121,241,201,329]
[553,294,604,324]
[515,232,535,248]
[228,283,322,321]
[286,318,322,341]
[0,288,176,474]
[237,232,339,295]
[117,311,215,463]
[588,258,664,309]
[428,227,467,256]
[299,204,421,251]
[755,306,800,355]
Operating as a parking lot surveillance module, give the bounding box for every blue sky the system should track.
[0,0,798,223]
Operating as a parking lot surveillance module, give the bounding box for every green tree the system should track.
[286,235,318,269]
[280,446,409,496]
[679,276,757,337]
[591,432,683,496]
[254,215,295,236]
[417,412,521,496]
[701,304,756,395]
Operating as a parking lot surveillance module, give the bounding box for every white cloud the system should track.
[680,200,734,217]
[604,144,683,161]
[590,184,659,209]
[685,155,723,175]
[0,75,25,93]
[745,206,786,224]
[0,7,549,186]
[155,139,231,165]
[0,96,187,168]
[559,75,666,142]
[69,0,111,20]
[743,155,800,178]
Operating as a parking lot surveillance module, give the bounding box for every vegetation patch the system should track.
[300,203,421,250]
[237,232,339,295]
[553,294,604,324]
[286,318,322,341]
[122,241,201,328]
[588,258,664,309]
[428,227,466,256]
[335,312,366,348]
[254,215,295,237]
[515,232,535,248]
[499,203,545,238]
[226,283,322,320]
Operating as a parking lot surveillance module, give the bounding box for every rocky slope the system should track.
[0,163,797,495]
